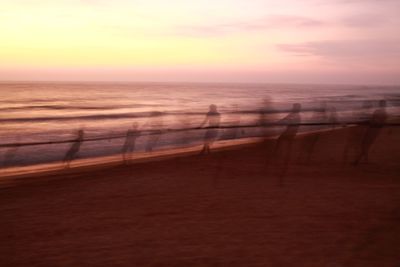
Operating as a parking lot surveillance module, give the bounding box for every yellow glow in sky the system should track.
[1,0,399,83]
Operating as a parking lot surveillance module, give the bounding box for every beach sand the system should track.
[1,125,400,266]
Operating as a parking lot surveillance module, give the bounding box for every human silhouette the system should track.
[122,122,140,164]
[63,129,84,168]
[273,103,301,185]
[342,100,373,164]
[199,104,221,155]
[354,100,388,165]
[145,111,164,152]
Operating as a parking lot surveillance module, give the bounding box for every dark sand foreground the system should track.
[1,126,400,267]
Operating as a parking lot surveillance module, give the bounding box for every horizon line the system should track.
[0,79,398,87]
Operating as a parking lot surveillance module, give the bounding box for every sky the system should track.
[0,0,400,84]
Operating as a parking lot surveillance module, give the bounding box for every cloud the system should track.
[175,15,324,37]
[340,13,390,28]
[256,16,324,28]
[277,40,400,58]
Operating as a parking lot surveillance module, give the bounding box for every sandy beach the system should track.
[2,0,400,265]
[1,124,400,267]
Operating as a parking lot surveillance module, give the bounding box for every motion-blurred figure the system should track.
[145,111,164,152]
[274,103,301,184]
[63,129,84,168]
[299,102,328,163]
[122,122,140,164]
[199,104,221,154]
[354,100,388,165]
[342,100,373,164]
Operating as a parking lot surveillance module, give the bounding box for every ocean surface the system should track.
[1,81,399,167]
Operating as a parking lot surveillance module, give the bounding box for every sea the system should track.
[1,81,399,167]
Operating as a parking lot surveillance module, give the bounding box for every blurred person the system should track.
[122,122,140,164]
[199,104,221,155]
[63,129,84,169]
[354,100,388,165]
[342,100,373,164]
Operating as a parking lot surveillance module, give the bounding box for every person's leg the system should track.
[64,156,71,169]
[201,139,211,155]
[128,145,135,163]
[200,143,206,155]
[63,151,72,168]
[354,129,379,165]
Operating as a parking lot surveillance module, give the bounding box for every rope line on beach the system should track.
[1,121,400,148]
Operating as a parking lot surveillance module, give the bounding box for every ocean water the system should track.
[0,81,399,167]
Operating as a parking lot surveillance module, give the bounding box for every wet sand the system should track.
[1,125,400,267]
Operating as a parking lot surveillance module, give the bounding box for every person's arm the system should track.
[278,113,292,124]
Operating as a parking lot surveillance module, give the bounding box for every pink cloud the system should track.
[277,40,400,58]
[175,15,324,37]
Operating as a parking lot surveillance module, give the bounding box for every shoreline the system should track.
[0,136,264,187]
[0,126,350,187]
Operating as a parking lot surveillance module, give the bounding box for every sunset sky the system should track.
[1,0,399,84]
